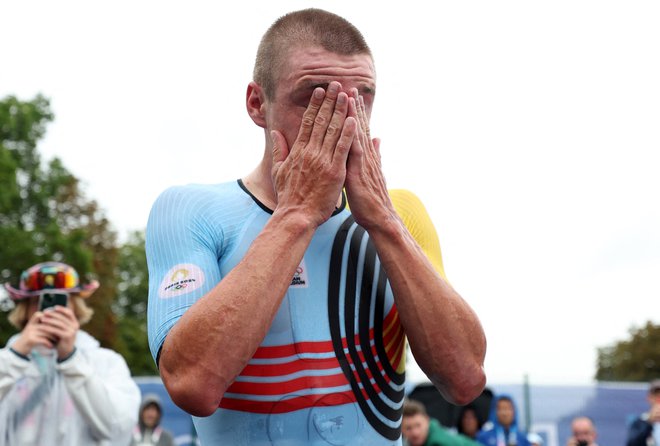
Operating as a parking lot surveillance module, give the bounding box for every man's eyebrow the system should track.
[296,81,376,95]
[294,81,329,93]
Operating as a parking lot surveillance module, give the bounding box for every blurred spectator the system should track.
[566,416,598,446]
[476,394,531,446]
[130,393,175,446]
[456,403,484,440]
[528,432,544,446]
[627,379,660,446]
[403,399,481,446]
[0,261,140,445]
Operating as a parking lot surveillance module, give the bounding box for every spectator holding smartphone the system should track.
[0,261,140,446]
[567,416,598,446]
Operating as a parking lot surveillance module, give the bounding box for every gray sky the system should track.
[2,0,659,386]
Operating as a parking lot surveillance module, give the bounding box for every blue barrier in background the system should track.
[135,376,651,446]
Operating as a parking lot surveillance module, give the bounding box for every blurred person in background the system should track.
[0,261,140,446]
[566,416,598,446]
[130,393,174,446]
[402,399,481,446]
[627,379,660,446]
[456,403,484,440]
[476,394,531,446]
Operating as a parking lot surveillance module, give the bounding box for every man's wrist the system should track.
[363,212,406,239]
[271,207,319,234]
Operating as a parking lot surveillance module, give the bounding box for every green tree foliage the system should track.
[596,321,660,382]
[0,94,119,354]
[113,230,157,376]
[0,94,155,376]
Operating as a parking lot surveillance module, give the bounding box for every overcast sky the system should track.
[2,0,659,387]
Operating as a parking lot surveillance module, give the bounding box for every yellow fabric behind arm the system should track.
[389,189,447,281]
[344,189,447,280]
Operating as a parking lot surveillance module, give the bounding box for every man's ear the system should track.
[246,81,267,128]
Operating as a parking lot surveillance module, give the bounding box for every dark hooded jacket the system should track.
[130,393,175,446]
[476,394,530,446]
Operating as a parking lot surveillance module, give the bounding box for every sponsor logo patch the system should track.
[159,264,205,298]
[290,259,309,288]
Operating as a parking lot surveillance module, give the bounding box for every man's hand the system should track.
[39,306,79,360]
[344,88,395,230]
[270,81,356,227]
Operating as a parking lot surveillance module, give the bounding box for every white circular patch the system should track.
[158,263,205,299]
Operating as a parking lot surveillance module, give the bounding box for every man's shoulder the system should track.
[157,180,240,201]
[149,180,244,219]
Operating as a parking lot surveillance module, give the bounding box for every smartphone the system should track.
[39,292,69,311]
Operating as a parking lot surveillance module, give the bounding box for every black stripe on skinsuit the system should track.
[373,260,405,386]
[344,226,399,422]
[358,237,405,402]
[328,215,402,441]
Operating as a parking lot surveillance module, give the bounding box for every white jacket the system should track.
[0,330,141,446]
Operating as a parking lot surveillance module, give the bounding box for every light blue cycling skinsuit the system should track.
[146,180,445,445]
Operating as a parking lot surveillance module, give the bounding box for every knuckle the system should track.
[326,123,339,136]
[335,145,349,157]
[336,139,349,152]
[314,114,327,126]
[301,115,315,128]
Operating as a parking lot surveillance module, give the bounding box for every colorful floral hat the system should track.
[4,261,99,300]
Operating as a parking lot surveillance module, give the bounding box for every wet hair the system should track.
[253,8,372,100]
[403,399,428,418]
[8,295,94,329]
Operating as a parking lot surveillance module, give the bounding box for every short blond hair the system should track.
[7,295,94,330]
[253,8,372,100]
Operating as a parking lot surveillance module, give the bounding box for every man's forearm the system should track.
[368,218,486,405]
[159,208,316,416]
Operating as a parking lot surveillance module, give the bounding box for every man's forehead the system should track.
[285,43,374,63]
[281,46,375,82]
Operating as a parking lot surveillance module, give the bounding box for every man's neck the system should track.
[242,163,344,211]
[242,164,277,209]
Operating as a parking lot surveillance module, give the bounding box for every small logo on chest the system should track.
[290,259,309,288]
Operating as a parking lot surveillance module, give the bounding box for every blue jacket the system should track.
[626,413,655,446]
[476,394,530,446]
